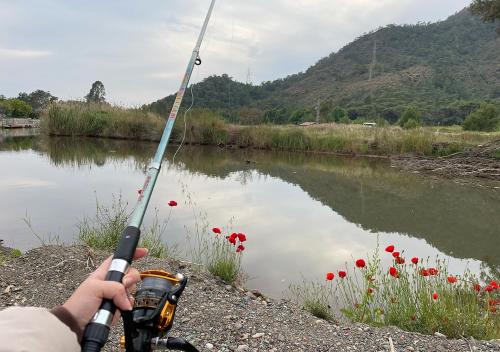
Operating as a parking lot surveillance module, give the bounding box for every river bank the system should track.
[39,103,500,181]
[1,245,499,351]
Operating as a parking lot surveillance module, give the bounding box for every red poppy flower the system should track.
[367,288,374,295]
[137,189,143,195]
[355,259,366,268]
[385,245,395,253]
[389,267,398,277]
[474,284,481,292]
[420,269,430,277]
[236,244,245,253]
[212,227,221,234]
[326,272,334,281]
[237,233,247,242]
[411,257,419,265]
[227,234,237,245]
[338,271,347,278]
[447,276,457,284]
[168,200,177,207]
[489,298,500,306]
[395,257,405,265]
[490,281,499,290]
[432,292,438,300]
[392,252,400,258]
[411,315,416,321]
[485,285,494,292]
[491,307,497,313]
[428,268,438,276]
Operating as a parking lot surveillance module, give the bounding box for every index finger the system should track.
[91,248,149,280]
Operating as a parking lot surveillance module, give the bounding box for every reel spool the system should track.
[120,270,198,352]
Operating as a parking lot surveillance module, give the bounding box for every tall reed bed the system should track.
[41,102,498,156]
[41,102,164,140]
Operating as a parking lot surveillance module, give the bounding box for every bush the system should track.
[398,106,422,128]
[463,104,500,132]
[403,118,420,129]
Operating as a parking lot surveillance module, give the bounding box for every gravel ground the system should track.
[1,245,499,352]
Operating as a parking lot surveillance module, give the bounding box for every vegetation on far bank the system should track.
[40,102,500,157]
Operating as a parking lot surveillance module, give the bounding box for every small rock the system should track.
[225,285,232,291]
[434,332,446,338]
[245,291,257,299]
[205,343,214,350]
[252,333,265,339]
[236,345,249,351]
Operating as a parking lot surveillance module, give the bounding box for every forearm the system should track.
[0,306,80,352]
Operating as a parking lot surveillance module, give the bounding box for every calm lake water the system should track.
[1,130,499,298]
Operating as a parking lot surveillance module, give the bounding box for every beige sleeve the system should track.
[0,306,80,352]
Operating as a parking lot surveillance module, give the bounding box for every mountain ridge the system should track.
[147,8,500,125]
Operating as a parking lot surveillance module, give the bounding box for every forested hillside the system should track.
[147,9,500,125]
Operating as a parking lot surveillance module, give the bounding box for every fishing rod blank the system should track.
[81,1,217,351]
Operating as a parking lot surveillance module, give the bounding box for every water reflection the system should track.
[1,133,499,297]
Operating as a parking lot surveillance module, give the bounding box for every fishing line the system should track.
[172,0,219,163]
[172,84,195,163]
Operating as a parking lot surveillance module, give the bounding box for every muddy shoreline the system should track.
[1,245,499,351]
[391,140,500,182]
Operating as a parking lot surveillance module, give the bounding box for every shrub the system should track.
[403,118,420,130]
[463,104,500,132]
[398,106,422,128]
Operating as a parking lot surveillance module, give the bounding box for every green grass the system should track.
[289,278,334,321]
[78,194,173,258]
[290,244,500,339]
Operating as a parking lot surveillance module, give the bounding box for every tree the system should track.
[0,99,32,117]
[398,106,422,128]
[85,81,106,103]
[17,90,58,117]
[463,103,500,131]
[470,0,500,33]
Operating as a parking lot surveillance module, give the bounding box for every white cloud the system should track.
[0,0,471,104]
[0,48,53,59]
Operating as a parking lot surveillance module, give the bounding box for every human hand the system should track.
[63,248,148,331]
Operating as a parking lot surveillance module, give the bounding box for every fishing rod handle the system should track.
[81,226,141,352]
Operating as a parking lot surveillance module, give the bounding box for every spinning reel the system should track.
[120,270,198,352]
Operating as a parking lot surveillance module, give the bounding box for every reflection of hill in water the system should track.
[2,135,499,265]
[175,147,500,266]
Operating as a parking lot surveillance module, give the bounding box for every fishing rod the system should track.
[81,1,217,351]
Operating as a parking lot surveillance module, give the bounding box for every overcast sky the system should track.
[0,0,471,106]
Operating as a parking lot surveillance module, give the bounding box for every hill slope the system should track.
[148,9,500,125]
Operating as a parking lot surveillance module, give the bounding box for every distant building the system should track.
[299,121,318,127]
